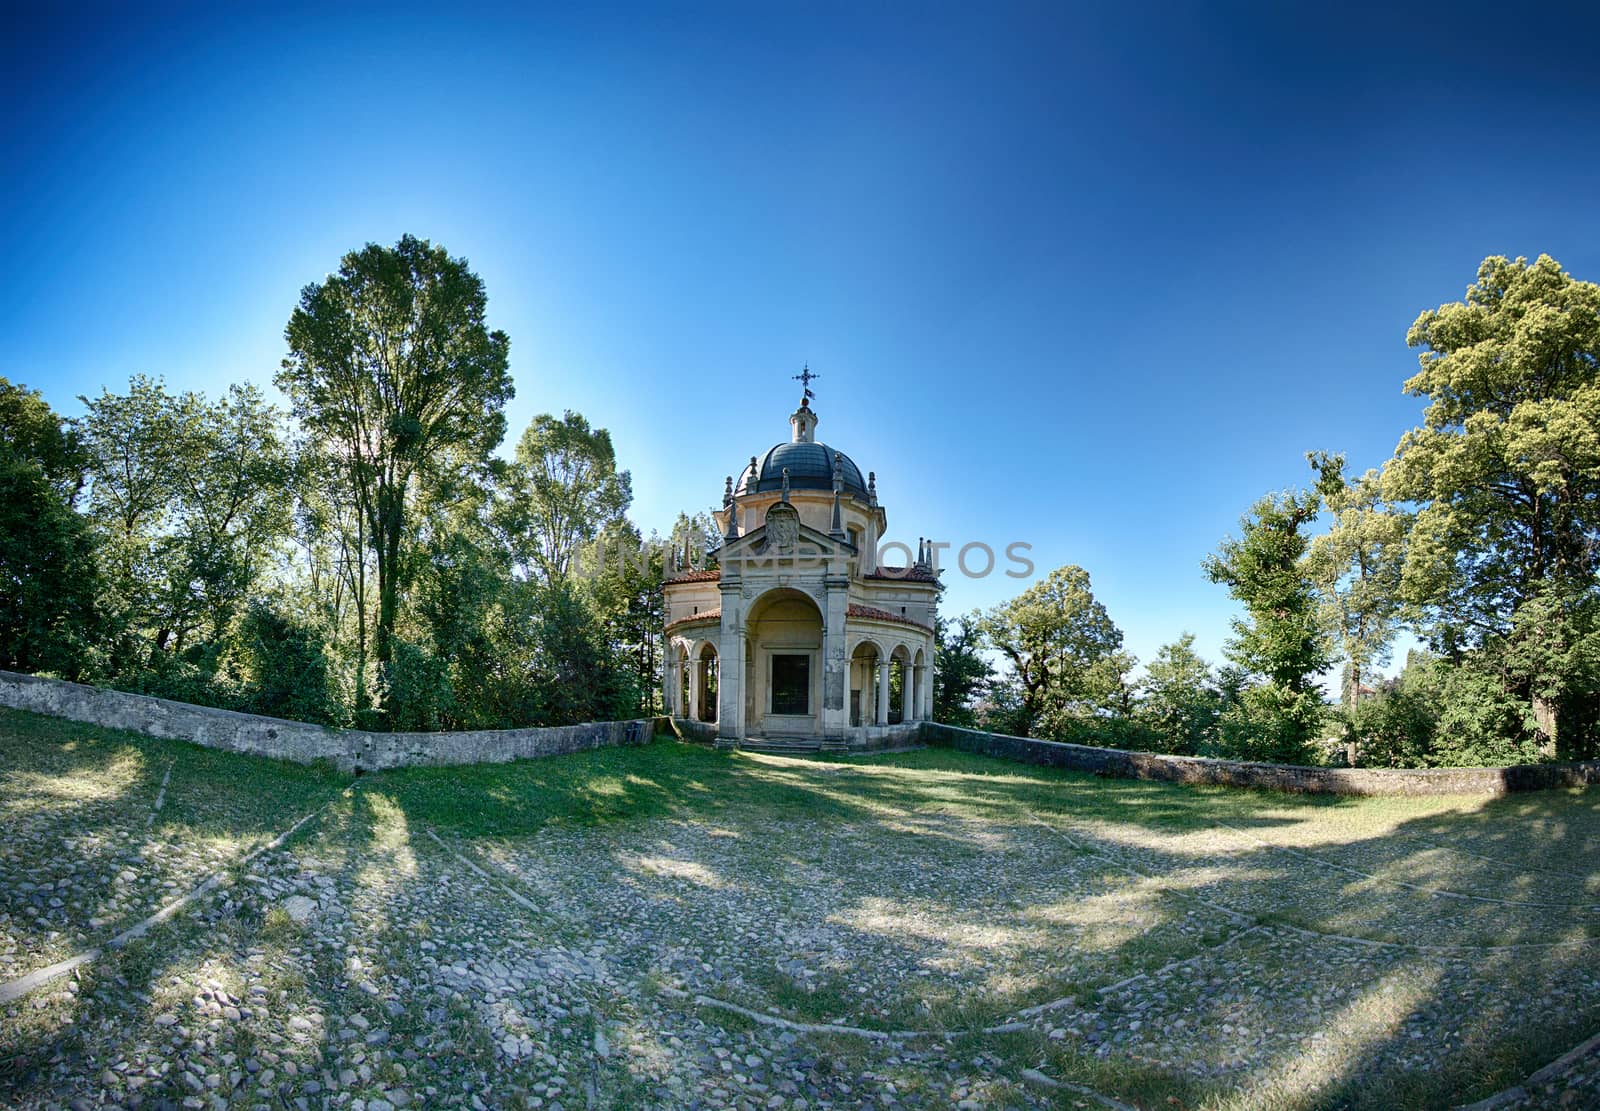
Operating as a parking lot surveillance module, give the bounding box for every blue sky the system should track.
[5,1,1599,673]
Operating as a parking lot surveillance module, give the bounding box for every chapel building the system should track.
[663,385,939,752]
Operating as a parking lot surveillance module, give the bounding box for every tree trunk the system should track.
[372,478,405,719]
[1532,692,1558,758]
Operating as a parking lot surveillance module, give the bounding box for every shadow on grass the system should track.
[7,713,1600,1109]
[374,740,1600,1108]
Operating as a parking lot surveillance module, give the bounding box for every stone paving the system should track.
[5,713,1600,1109]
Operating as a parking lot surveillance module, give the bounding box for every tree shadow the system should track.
[7,727,1600,1109]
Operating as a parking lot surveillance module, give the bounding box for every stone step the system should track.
[741,735,823,755]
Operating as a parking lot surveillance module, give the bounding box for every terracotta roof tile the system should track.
[846,603,933,635]
[866,566,940,584]
[664,567,722,584]
[666,608,721,633]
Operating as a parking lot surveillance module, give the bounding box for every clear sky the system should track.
[5,1,1599,673]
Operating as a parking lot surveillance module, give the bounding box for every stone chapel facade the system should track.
[663,389,938,751]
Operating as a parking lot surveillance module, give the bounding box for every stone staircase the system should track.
[740,734,824,756]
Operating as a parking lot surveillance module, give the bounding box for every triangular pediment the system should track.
[715,517,854,561]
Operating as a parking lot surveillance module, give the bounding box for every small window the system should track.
[770,654,810,715]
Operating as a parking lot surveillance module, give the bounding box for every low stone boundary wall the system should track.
[0,670,656,774]
[921,722,1600,797]
[670,718,719,745]
[853,721,924,750]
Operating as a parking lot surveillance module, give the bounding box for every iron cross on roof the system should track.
[793,364,820,401]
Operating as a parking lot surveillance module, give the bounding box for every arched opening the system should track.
[889,645,911,725]
[850,640,884,726]
[745,588,824,737]
[696,643,719,723]
[676,645,691,717]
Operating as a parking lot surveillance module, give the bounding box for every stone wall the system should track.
[0,670,656,773]
[852,721,923,751]
[670,718,720,745]
[920,722,1600,797]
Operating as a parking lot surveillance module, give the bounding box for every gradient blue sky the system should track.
[5,1,1599,672]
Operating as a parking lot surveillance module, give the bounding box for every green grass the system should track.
[9,709,1600,1109]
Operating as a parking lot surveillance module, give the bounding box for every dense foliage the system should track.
[943,255,1600,767]
[3,250,1596,767]
[0,237,674,730]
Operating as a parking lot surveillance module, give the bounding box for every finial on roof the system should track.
[830,460,845,540]
[781,467,791,504]
[793,363,819,404]
[723,477,739,540]
[868,471,877,506]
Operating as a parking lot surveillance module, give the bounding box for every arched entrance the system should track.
[889,645,911,724]
[676,645,691,717]
[696,643,719,723]
[745,588,823,737]
[851,640,890,726]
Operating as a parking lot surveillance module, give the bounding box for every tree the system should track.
[230,601,334,724]
[1306,452,1408,709]
[279,235,513,718]
[527,578,639,725]
[78,375,182,663]
[0,380,101,676]
[166,384,293,643]
[1204,489,1333,763]
[1382,255,1600,754]
[1136,633,1222,754]
[81,378,293,665]
[979,564,1134,741]
[932,613,993,727]
[584,520,665,716]
[504,411,632,583]
[0,377,87,499]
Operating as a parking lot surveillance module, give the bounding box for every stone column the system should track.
[688,658,701,721]
[821,576,850,739]
[901,665,914,723]
[718,589,745,745]
[922,656,936,721]
[875,661,890,725]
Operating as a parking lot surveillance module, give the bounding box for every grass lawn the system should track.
[3,706,1599,1109]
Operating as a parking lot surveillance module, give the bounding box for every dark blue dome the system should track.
[735,442,867,498]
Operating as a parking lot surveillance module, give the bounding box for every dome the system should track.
[735,441,868,498]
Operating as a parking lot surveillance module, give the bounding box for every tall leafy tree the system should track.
[279,235,513,717]
[1204,489,1332,762]
[1382,254,1600,752]
[81,378,293,662]
[1,377,88,498]
[167,384,293,643]
[0,379,101,675]
[585,520,666,715]
[1135,633,1222,755]
[79,375,182,660]
[931,613,993,728]
[527,578,640,725]
[504,411,632,582]
[980,564,1133,741]
[1306,452,1408,708]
